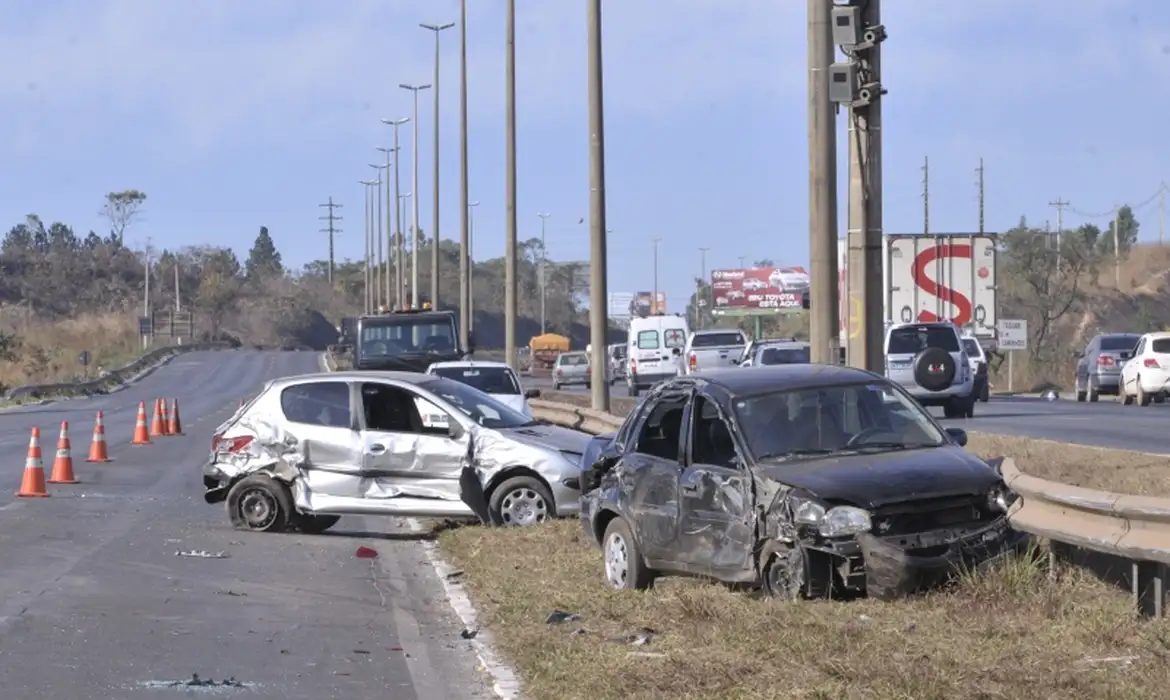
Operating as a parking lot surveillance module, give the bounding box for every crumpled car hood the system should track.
[498,423,590,455]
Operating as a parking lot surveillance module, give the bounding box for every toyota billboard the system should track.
[710,266,809,313]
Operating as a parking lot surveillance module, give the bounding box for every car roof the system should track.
[265,370,442,392]
[1142,331,1170,339]
[684,364,881,398]
[428,360,511,370]
[888,321,957,331]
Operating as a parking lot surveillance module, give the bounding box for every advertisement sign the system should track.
[630,291,666,317]
[710,267,809,313]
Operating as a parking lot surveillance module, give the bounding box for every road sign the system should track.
[138,315,153,336]
[998,319,1027,350]
[78,350,91,366]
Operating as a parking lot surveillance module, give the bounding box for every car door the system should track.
[674,394,754,578]
[1122,337,1146,393]
[620,390,689,566]
[355,381,470,506]
[277,380,365,496]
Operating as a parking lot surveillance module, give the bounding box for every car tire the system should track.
[1156,394,1166,404]
[1088,377,1100,402]
[979,381,990,402]
[226,474,294,533]
[762,541,808,600]
[488,475,555,527]
[601,517,653,590]
[295,514,341,534]
[1137,379,1152,407]
[964,393,976,418]
[1075,377,1086,402]
[552,382,560,391]
[1122,385,1135,405]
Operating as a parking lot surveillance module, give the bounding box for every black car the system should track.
[578,365,1028,600]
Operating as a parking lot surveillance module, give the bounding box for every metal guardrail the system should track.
[4,342,233,401]
[530,399,1169,619]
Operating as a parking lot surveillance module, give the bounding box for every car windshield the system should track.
[961,338,981,357]
[430,366,520,395]
[360,315,458,356]
[418,377,533,429]
[559,353,588,366]
[732,380,947,461]
[691,332,744,348]
[758,345,810,364]
[1101,335,1141,351]
[887,326,960,354]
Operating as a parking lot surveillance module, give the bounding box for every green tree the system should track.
[1097,205,1139,256]
[100,190,147,244]
[245,226,283,280]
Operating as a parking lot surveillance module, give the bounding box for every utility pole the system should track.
[698,247,710,330]
[421,21,455,307]
[458,0,471,348]
[504,0,519,370]
[537,212,551,333]
[1112,206,1121,288]
[834,0,885,371]
[400,84,431,307]
[921,155,929,234]
[376,147,395,306]
[587,0,610,412]
[318,197,342,286]
[360,180,375,314]
[808,0,840,366]
[975,158,985,234]
[382,117,409,308]
[468,201,480,331]
[1048,198,1068,253]
[142,236,152,349]
[1159,186,1165,246]
[652,238,662,314]
[400,192,413,303]
[369,165,387,310]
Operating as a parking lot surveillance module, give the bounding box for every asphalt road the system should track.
[0,350,492,699]
[529,376,1170,455]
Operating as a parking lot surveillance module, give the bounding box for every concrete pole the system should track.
[587,0,610,412]
[845,0,884,371]
[808,0,840,365]
[400,85,431,307]
[458,0,471,348]
[504,0,519,370]
[377,147,394,306]
[360,180,372,314]
[538,212,551,333]
[422,22,454,307]
[369,164,386,310]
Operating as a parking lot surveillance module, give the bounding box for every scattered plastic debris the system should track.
[445,569,464,581]
[611,627,656,646]
[175,550,229,559]
[1043,389,1060,401]
[546,610,581,624]
[138,674,253,692]
[461,628,479,640]
[355,546,378,559]
[215,590,247,597]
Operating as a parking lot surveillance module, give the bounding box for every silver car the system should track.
[553,351,592,389]
[202,371,590,532]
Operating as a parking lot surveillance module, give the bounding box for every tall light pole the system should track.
[652,238,662,314]
[504,0,519,369]
[468,200,480,330]
[458,0,472,349]
[537,212,551,333]
[381,117,409,308]
[376,146,395,307]
[587,0,610,411]
[360,179,378,314]
[698,247,710,329]
[368,165,387,310]
[399,191,413,303]
[421,21,455,308]
[400,84,431,307]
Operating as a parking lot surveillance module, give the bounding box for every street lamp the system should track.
[420,21,455,306]
[398,191,413,304]
[381,117,410,308]
[537,212,551,333]
[376,146,396,307]
[359,179,381,313]
[399,84,431,307]
[468,200,480,329]
[369,163,388,309]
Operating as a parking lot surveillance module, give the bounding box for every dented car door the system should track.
[279,380,366,496]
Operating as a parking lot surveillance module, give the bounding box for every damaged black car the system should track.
[579,365,1029,599]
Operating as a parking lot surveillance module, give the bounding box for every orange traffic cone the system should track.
[49,421,79,484]
[132,401,151,445]
[168,399,183,436]
[150,398,165,437]
[16,428,49,497]
[160,400,172,435]
[86,411,110,462]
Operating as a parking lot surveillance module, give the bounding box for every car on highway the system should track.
[353,307,471,372]
[683,329,747,374]
[627,314,689,396]
[203,370,589,532]
[738,338,810,367]
[426,360,541,418]
[577,366,1026,599]
[1118,331,1170,406]
[1074,332,1143,402]
[884,322,976,418]
[553,351,592,390]
[960,336,991,403]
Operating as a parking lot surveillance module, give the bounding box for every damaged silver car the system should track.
[204,371,590,532]
[579,365,1029,599]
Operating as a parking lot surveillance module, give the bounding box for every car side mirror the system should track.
[944,427,967,447]
[447,422,464,440]
[525,388,541,399]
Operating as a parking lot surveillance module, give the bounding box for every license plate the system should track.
[890,362,911,369]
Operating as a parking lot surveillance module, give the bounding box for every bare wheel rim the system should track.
[499,487,548,526]
[239,488,278,530]
[604,531,629,588]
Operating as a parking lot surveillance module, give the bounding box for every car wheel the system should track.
[979,381,990,402]
[762,542,808,600]
[942,402,958,419]
[226,474,294,533]
[488,475,554,527]
[1122,385,1135,405]
[601,517,653,590]
[295,514,341,534]
[1156,394,1166,404]
[1088,377,1099,402]
[964,394,976,418]
[552,382,560,391]
[1137,379,1151,407]
[1075,377,1086,402]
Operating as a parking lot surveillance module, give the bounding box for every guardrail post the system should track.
[1133,561,1166,618]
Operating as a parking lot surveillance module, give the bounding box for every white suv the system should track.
[884,322,976,419]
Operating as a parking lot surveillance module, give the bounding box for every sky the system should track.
[2,0,1169,313]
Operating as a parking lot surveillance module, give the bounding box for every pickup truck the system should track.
[683,329,748,374]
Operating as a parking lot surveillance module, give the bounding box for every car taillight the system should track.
[1144,358,1160,369]
[688,353,697,369]
[213,435,254,453]
[1097,356,1114,366]
[585,366,592,374]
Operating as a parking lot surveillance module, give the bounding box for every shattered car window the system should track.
[280,381,351,428]
[430,366,521,395]
[418,377,533,430]
[632,396,686,460]
[732,381,946,461]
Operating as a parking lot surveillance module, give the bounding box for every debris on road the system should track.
[175,549,229,559]
[355,545,378,559]
[545,610,581,624]
[138,674,251,690]
[460,628,479,639]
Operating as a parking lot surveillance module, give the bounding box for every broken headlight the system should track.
[791,496,872,538]
[986,483,1016,513]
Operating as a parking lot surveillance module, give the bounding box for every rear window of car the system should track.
[961,338,982,357]
[664,329,687,348]
[280,381,351,428]
[1101,335,1141,351]
[887,326,960,354]
[637,330,660,349]
[1151,338,1170,353]
[559,353,588,366]
[691,332,745,348]
[759,346,810,364]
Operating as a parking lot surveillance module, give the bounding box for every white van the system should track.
[626,315,689,396]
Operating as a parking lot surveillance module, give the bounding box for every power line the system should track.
[318,197,343,286]
[1065,183,1167,219]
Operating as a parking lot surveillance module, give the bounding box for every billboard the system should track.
[608,292,635,319]
[710,266,809,313]
[630,291,666,318]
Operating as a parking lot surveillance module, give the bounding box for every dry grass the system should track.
[0,312,141,388]
[439,520,1170,700]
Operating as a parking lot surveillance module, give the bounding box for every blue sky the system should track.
[2,0,1168,313]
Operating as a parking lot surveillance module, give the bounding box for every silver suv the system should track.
[884,322,975,418]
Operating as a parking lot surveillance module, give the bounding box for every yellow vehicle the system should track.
[529,333,570,370]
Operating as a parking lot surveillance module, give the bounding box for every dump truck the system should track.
[529,333,570,371]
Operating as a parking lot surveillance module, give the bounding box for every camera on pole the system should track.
[827,2,887,109]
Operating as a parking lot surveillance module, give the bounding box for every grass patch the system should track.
[0,312,141,389]
[439,520,1170,699]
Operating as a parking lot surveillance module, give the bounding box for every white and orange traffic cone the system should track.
[132,402,151,445]
[86,411,110,462]
[150,398,166,438]
[168,399,183,436]
[49,421,79,484]
[16,427,49,497]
